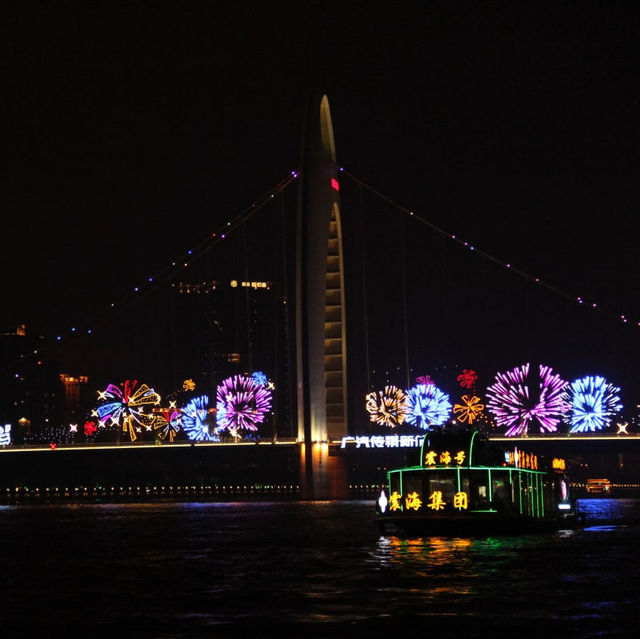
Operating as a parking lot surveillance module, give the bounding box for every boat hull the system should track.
[375,511,581,536]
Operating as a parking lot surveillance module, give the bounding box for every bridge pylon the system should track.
[295,92,349,499]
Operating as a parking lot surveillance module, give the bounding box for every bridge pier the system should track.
[299,442,349,500]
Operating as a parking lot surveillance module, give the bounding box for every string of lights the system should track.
[2,170,299,374]
[338,166,639,330]
[8,163,635,385]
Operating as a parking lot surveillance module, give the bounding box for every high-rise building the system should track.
[0,324,59,440]
[172,278,294,437]
[58,373,90,425]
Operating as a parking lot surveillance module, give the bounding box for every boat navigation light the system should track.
[378,490,388,513]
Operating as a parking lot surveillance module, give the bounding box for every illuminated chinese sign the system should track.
[552,458,566,471]
[423,449,466,467]
[427,490,468,511]
[386,489,469,513]
[389,491,402,511]
[505,448,538,470]
[340,435,424,449]
[229,280,271,290]
[453,492,468,509]
[0,424,10,446]
[427,490,446,510]
[405,491,422,511]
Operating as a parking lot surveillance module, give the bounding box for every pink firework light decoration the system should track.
[216,374,272,437]
[485,363,570,436]
[416,375,435,386]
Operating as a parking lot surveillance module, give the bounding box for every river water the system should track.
[0,498,638,638]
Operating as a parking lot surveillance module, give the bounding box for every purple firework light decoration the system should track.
[486,363,569,436]
[216,374,272,437]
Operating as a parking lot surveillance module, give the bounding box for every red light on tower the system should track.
[331,178,340,191]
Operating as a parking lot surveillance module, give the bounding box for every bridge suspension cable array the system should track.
[2,170,300,375]
[339,166,640,332]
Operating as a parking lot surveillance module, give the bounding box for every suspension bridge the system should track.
[2,92,640,500]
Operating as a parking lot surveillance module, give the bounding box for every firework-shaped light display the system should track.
[182,378,196,392]
[96,380,161,441]
[486,363,569,437]
[251,370,269,387]
[453,394,485,424]
[566,375,623,433]
[181,395,219,441]
[365,385,409,428]
[154,408,182,442]
[456,369,478,390]
[83,420,98,437]
[405,382,452,430]
[216,374,272,437]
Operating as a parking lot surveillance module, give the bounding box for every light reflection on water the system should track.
[0,498,638,637]
[577,497,640,524]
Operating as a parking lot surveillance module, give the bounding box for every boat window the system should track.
[491,471,511,511]
[522,472,537,517]
[426,474,457,503]
[460,470,491,510]
[389,473,402,496]
[403,471,424,498]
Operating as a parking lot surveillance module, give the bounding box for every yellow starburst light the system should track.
[453,394,485,424]
[365,385,409,428]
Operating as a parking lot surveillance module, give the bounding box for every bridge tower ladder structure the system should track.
[296,93,349,499]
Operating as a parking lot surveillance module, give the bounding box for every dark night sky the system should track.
[2,2,640,412]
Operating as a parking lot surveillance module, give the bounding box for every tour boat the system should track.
[375,427,579,535]
[585,478,612,495]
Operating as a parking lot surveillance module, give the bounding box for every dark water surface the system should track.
[1,498,638,638]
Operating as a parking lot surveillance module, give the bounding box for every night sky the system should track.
[3,3,640,416]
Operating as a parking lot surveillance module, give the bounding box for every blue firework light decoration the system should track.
[566,375,623,433]
[181,394,219,441]
[406,382,452,430]
[251,370,269,387]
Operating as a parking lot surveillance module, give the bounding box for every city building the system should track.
[0,324,58,441]
[172,278,294,438]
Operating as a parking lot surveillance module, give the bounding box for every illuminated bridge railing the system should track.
[0,438,300,454]
[489,434,640,443]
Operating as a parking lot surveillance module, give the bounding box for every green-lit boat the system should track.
[375,428,579,535]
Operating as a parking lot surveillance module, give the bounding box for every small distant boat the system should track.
[375,427,579,535]
[585,478,612,495]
